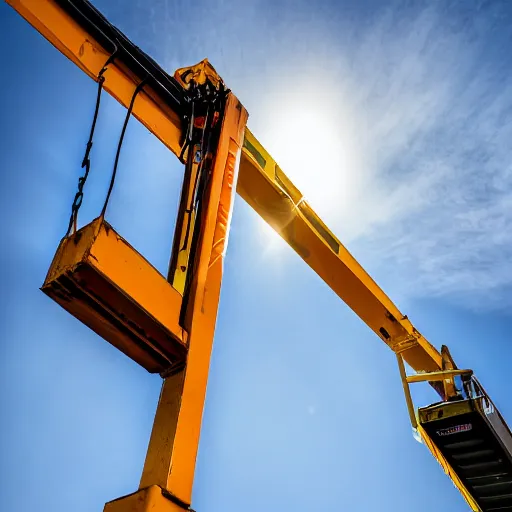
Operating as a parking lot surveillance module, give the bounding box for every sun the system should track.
[256,216,287,258]
[252,78,364,249]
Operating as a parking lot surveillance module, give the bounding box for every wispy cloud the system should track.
[99,0,512,311]
[249,2,512,311]
[338,3,512,311]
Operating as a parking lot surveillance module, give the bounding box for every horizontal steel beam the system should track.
[6,0,444,377]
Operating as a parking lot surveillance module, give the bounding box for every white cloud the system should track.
[250,2,512,311]
[343,7,512,311]
[101,0,512,311]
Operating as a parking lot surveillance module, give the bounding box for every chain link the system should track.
[65,68,108,236]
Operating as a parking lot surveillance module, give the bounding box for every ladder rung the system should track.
[444,438,485,450]
[452,449,495,461]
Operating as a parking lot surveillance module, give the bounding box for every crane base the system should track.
[104,486,188,512]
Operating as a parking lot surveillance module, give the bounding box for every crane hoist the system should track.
[5,1,512,511]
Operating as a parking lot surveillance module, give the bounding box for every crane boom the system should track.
[7,0,441,375]
[239,130,443,373]
[6,1,512,511]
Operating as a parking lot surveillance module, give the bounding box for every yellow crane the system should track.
[5,1,512,511]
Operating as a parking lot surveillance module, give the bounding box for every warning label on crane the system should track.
[436,424,472,437]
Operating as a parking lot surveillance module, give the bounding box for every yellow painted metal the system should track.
[139,94,248,505]
[5,0,444,378]
[419,392,512,471]
[168,148,200,295]
[103,486,186,512]
[42,217,187,373]
[403,378,481,510]
[139,371,186,492]
[5,0,183,159]
[418,426,481,511]
[167,60,227,296]
[406,369,472,384]
[174,58,223,91]
[238,130,443,375]
[418,399,474,424]
[398,361,480,510]
[6,1,493,509]
[441,345,459,403]
[396,354,418,430]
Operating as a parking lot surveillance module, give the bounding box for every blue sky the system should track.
[1,1,512,511]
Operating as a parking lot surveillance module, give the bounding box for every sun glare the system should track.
[254,80,364,249]
[257,217,287,259]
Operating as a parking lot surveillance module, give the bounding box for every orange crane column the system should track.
[142,93,247,504]
[105,93,248,511]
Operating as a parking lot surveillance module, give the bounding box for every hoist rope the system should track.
[100,78,147,219]
[66,54,117,236]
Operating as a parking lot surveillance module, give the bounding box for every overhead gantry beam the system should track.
[238,134,444,375]
[5,0,445,379]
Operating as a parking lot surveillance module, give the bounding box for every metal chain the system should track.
[179,82,227,303]
[65,51,119,236]
[65,72,106,236]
